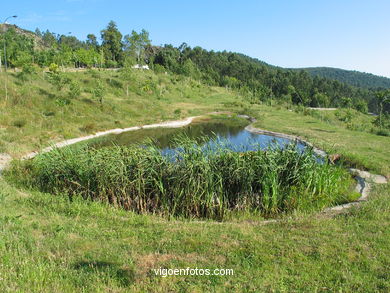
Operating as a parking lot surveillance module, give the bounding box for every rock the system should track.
[0,153,12,173]
[349,168,388,184]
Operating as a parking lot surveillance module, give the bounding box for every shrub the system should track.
[47,72,71,91]
[48,63,59,73]
[335,109,355,123]
[92,80,105,105]
[69,81,81,99]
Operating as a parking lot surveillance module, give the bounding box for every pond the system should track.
[90,115,308,154]
[12,115,349,219]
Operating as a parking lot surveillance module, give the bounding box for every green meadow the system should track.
[1,69,389,292]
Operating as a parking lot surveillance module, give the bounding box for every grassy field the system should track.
[1,69,389,292]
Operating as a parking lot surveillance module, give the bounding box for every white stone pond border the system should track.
[0,113,387,219]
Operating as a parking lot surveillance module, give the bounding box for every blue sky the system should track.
[4,0,390,77]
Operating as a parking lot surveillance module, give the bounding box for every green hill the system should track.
[0,23,383,113]
[297,67,390,89]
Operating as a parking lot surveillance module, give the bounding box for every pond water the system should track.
[91,116,308,154]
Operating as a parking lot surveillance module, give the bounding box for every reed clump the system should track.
[6,136,355,219]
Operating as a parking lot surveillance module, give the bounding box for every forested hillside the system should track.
[1,21,389,114]
[153,47,375,112]
[299,67,390,89]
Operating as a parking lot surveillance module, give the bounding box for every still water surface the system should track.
[91,117,307,154]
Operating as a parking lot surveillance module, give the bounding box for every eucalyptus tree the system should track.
[123,29,151,64]
[86,33,99,49]
[100,21,123,66]
[375,90,390,128]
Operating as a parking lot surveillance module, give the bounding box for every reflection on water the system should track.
[92,118,307,153]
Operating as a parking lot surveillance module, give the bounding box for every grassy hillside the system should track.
[299,67,390,89]
[0,69,241,156]
[1,69,389,291]
[1,23,382,113]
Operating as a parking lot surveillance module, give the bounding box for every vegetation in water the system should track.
[6,136,355,220]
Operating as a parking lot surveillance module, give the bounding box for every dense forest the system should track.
[1,21,389,115]
[298,67,390,90]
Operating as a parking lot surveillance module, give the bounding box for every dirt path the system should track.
[22,116,197,160]
[307,107,338,111]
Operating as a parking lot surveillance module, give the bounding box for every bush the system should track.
[92,80,105,104]
[48,63,59,73]
[68,81,81,99]
[335,109,355,123]
[47,72,71,91]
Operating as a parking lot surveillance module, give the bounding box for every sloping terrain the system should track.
[298,67,390,89]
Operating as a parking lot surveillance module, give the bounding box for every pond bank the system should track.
[2,112,387,220]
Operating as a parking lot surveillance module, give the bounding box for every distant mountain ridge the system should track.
[294,67,390,89]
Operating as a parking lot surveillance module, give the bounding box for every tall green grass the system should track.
[6,137,355,220]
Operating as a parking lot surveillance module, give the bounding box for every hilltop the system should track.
[0,23,46,50]
[297,66,390,89]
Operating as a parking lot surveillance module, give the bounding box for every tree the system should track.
[375,90,390,129]
[120,65,134,97]
[58,35,83,50]
[54,45,73,68]
[100,21,123,65]
[86,34,98,49]
[14,51,36,82]
[353,99,368,113]
[123,29,151,64]
[47,69,70,91]
[311,92,330,107]
[42,30,57,48]
[74,48,99,68]
[340,97,353,108]
[34,28,42,37]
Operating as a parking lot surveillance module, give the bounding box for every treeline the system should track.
[300,67,390,90]
[0,21,151,69]
[1,21,389,114]
[152,45,376,112]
